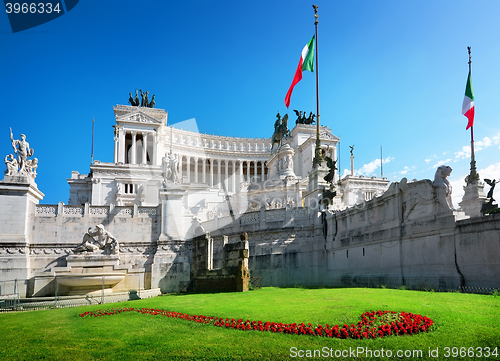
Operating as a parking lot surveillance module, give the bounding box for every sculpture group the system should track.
[4,128,38,179]
[128,89,156,108]
[72,224,119,255]
[294,110,316,125]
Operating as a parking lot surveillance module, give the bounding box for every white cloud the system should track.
[432,158,452,168]
[449,175,466,210]
[475,136,493,151]
[355,157,393,176]
[454,145,471,160]
[424,158,431,164]
[453,133,498,160]
[479,161,500,185]
[399,165,416,175]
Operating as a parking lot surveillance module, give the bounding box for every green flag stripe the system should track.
[465,72,474,101]
[302,36,315,72]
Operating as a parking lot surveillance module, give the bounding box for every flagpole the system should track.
[91,117,94,165]
[312,4,323,168]
[466,46,479,185]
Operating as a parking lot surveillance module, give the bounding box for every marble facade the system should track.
[4,102,497,300]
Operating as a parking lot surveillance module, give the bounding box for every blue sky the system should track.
[1,0,499,206]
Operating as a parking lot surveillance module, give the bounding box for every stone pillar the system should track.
[113,136,118,163]
[232,160,236,192]
[118,128,125,163]
[194,157,199,183]
[217,159,221,189]
[131,131,137,165]
[459,181,487,218]
[202,158,207,185]
[152,185,190,293]
[239,161,243,190]
[152,131,157,166]
[350,155,354,176]
[142,132,148,165]
[261,161,265,182]
[209,158,213,187]
[0,176,44,297]
[158,186,186,240]
[224,159,229,191]
[186,157,191,183]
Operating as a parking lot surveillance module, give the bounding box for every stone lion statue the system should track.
[432,165,453,210]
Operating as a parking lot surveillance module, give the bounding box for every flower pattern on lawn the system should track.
[80,308,433,339]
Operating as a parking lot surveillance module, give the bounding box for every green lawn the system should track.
[1,287,499,360]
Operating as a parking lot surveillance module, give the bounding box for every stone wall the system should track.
[2,179,499,298]
[208,180,500,291]
[189,233,250,293]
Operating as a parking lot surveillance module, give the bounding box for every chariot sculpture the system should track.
[128,89,156,108]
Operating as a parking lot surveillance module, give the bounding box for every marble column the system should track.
[241,161,245,183]
[239,161,243,191]
[186,157,191,183]
[224,159,229,191]
[131,131,137,164]
[232,160,236,192]
[217,159,221,189]
[202,158,206,184]
[114,136,118,163]
[118,128,125,163]
[194,157,199,183]
[261,161,265,182]
[142,132,148,165]
[152,131,157,166]
[209,159,213,187]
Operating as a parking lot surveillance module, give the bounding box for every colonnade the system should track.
[115,129,156,165]
[179,156,267,193]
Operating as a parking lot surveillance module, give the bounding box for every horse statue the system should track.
[271,113,289,151]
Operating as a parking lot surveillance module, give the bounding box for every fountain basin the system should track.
[56,273,126,287]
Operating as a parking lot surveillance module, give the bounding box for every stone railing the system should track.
[35,203,158,219]
[202,207,312,233]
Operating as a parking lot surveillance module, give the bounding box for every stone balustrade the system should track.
[35,203,158,218]
[202,207,312,234]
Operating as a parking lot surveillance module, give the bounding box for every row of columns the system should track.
[115,129,157,165]
[181,157,266,192]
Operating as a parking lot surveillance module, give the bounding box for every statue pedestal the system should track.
[267,144,296,180]
[158,184,186,240]
[459,181,487,218]
[0,176,44,297]
[302,165,330,220]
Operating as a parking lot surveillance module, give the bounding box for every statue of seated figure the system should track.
[72,224,119,255]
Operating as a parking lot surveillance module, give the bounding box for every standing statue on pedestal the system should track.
[72,224,119,255]
[162,150,181,185]
[4,128,38,179]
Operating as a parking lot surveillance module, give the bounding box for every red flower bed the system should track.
[79,308,433,339]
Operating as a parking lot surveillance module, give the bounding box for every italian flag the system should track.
[285,36,315,108]
[462,71,475,130]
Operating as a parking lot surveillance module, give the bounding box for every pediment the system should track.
[320,132,339,141]
[115,110,163,125]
